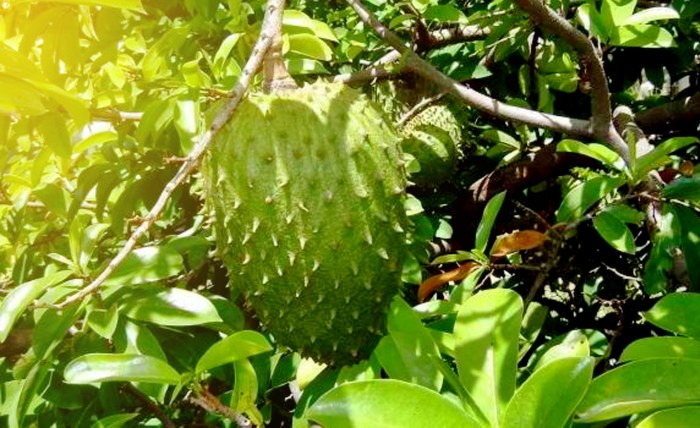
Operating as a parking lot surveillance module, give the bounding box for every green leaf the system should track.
[37,112,72,159]
[504,357,594,428]
[636,137,698,178]
[663,177,700,202]
[610,24,676,48]
[534,330,590,372]
[86,305,120,340]
[196,330,272,373]
[576,358,700,422]
[375,297,443,391]
[624,7,680,25]
[675,204,700,290]
[283,10,337,41]
[475,191,506,253]
[576,2,609,40]
[34,0,144,12]
[620,337,700,361]
[0,270,72,342]
[593,211,636,254]
[645,293,700,339]
[104,246,184,286]
[33,304,82,359]
[636,406,700,428]
[556,175,624,223]
[92,413,139,428]
[603,203,645,225]
[423,5,468,23]
[601,0,638,27]
[64,353,181,384]
[122,288,222,327]
[231,358,263,426]
[304,379,480,428]
[643,204,681,293]
[557,139,624,170]
[287,34,333,61]
[454,289,523,427]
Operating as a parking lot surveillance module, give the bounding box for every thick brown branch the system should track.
[345,0,595,137]
[190,389,252,428]
[512,0,630,163]
[635,91,700,134]
[456,145,596,244]
[50,1,285,309]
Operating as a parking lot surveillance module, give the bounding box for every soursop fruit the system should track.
[399,103,463,187]
[204,82,407,366]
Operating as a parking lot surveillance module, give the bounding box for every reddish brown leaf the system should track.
[491,230,547,258]
[418,262,477,302]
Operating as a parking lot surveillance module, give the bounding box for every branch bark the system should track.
[512,0,630,163]
[635,91,700,134]
[345,0,596,138]
[50,0,286,309]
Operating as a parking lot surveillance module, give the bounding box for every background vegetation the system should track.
[0,0,699,426]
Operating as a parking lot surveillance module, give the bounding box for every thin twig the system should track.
[345,0,596,138]
[190,389,252,428]
[50,1,285,309]
[121,384,176,428]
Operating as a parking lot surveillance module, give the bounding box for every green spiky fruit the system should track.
[204,82,407,366]
[399,103,463,187]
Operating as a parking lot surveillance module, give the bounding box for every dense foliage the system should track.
[0,0,699,427]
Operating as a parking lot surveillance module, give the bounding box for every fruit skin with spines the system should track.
[400,103,463,187]
[203,81,408,366]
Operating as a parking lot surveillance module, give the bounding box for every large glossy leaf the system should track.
[635,137,698,178]
[645,293,700,339]
[624,7,680,25]
[454,289,523,427]
[601,0,637,27]
[103,246,184,286]
[620,337,700,361]
[557,175,624,223]
[283,10,337,41]
[32,304,82,359]
[504,357,594,428]
[663,177,700,202]
[533,330,590,372]
[122,288,222,326]
[557,140,624,170]
[287,34,333,61]
[196,330,272,373]
[64,353,181,384]
[231,358,263,426]
[475,191,506,252]
[0,270,72,342]
[593,211,636,254]
[576,358,700,422]
[304,380,480,428]
[636,406,700,428]
[374,297,443,391]
[610,25,676,48]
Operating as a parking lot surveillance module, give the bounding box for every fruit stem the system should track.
[262,0,299,93]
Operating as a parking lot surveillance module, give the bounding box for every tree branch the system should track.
[512,0,629,163]
[635,91,700,134]
[345,0,596,138]
[190,389,252,428]
[50,0,286,309]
